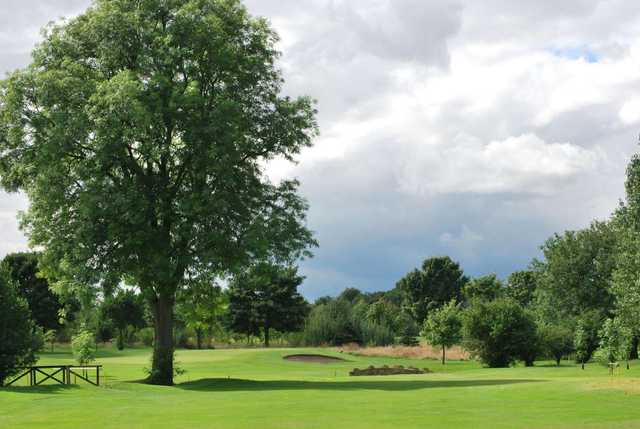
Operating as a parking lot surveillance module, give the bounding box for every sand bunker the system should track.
[283,354,347,363]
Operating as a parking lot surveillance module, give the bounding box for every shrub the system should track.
[359,321,395,346]
[304,300,359,346]
[137,327,155,347]
[462,298,538,367]
[71,330,96,365]
[0,274,40,386]
[396,312,420,346]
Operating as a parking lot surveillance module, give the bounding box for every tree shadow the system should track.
[176,378,543,392]
[1,384,79,394]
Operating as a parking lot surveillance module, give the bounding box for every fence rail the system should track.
[5,365,102,387]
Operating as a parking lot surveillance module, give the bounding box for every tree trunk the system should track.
[264,323,270,348]
[631,336,639,360]
[442,345,445,365]
[196,328,202,350]
[556,357,561,366]
[147,295,175,385]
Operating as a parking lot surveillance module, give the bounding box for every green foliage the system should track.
[304,299,359,346]
[396,311,420,346]
[136,327,155,347]
[594,318,632,366]
[71,330,96,365]
[505,270,537,307]
[397,256,467,325]
[422,300,462,364]
[176,281,227,349]
[534,221,617,323]
[463,298,538,367]
[43,329,57,353]
[573,310,604,366]
[1,252,62,331]
[0,273,40,386]
[538,324,574,366]
[102,289,146,350]
[462,274,503,303]
[0,0,317,385]
[228,264,309,347]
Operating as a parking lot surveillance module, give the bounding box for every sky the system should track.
[1,0,640,299]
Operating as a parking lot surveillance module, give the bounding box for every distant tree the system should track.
[43,330,57,353]
[505,270,537,307]
[422,300,462,364]
[573,310,604,369]
[397,256,467,325]
[463,298,538,367]
[538,323,574,366]
[228,264,309,347]
[595,317,633,369]
[102,289,146,350]
[535,222,617,323]
[176,281,227,349]
[462,274,503,303]
[1,252,62,331]
[314,296,334,306]
[339,288,364,303]
[0,0,317,385]
[396,311,420,346]
[366,298,398,328]
[0,273,41,386]
[304,299,359,346]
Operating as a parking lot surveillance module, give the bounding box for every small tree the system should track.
[538,324,574,366]
[71,330,96,365]
[0,274,40,386]
[43,330,57,353]
[228,264,309,347]
[595,318,633,369]
[463,298,538,367]
[176,282,227,349]
[422,300,462,364]
[573,310,603,368]
[102,289,146,350]
[396,311,420,346]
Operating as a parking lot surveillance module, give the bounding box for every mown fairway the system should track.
[2,347,640,428]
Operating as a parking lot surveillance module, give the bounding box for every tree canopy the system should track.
[227,263,309,347]
[0,0,317,385]
[396,256,467,324]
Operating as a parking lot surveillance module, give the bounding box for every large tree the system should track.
[1,252,62,331]
[0,0,316,385]
[396,256,467,324]
[227,263,308,347]
[534,221,617,324]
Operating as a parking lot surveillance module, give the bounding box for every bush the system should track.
[396,312,420,346]
[137,327,155,347]
[304,300,359,346]
[71,330,96,365]
[0,274,40,386]
[359,321,395,346]
[463,298,538,367]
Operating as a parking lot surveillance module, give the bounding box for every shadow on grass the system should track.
[2,384,79,394]
[176,378,543,392]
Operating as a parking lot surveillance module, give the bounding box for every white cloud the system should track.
[620,99,640,125]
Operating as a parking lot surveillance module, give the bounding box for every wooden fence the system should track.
[4,365,102,387]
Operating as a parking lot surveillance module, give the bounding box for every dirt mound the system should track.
[349,365,432,376]
[283,354,347,363]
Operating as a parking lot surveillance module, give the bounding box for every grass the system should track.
[2,346,640,428]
